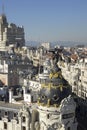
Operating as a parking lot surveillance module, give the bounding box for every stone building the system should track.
[0,14,25,48]
[22,58,77,130]
[0,56,78,130]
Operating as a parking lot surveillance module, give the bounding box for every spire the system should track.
[0,3,8,26]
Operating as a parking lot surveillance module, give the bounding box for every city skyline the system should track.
[0,0,87,43]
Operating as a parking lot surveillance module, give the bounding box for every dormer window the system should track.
[22,116,26,122]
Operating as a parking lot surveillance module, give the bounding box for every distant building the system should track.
[0,14,25,48]
[41,42,51,50]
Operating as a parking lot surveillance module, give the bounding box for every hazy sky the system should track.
[0,0,87,42]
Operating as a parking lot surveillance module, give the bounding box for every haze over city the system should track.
[0,0,87,45]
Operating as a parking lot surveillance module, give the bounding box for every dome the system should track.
[38,72,71,107]
[38,86,71,106]
[38,58,71,107]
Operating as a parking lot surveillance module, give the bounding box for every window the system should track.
[47,114,50,119]
[4,122,7,129]
[67,127,70,130]
[82,71,84,76]
[5,111,8,116]
[74,82,76,86]
[22,116,26,122]
[1,60,4,65]
[62,113,74,119]
[22,126,26,130]
[53,95,59,101]
[81,92,85,98]
[14,113,16,117]
[46,67,47,70]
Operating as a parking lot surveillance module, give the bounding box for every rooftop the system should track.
[0,101,22,111]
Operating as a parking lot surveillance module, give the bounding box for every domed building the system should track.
[34,57,78,130]
[0,57,78,130]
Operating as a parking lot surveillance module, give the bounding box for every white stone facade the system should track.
[58,58,87,99]
[0,95,77,130]
[38,95,77,130]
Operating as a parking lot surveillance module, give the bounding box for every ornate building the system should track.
[36,58,77,130]
[0,58,77,130]
[0,14,25,48]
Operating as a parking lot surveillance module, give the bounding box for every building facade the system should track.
[0,14,25,48]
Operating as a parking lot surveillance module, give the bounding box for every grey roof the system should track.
[0,101,22,111]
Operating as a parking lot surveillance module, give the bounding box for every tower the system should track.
[0,6,25,48]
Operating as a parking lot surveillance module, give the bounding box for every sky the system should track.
[0,0,87,43]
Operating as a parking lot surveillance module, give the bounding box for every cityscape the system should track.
[0,0,86,130]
